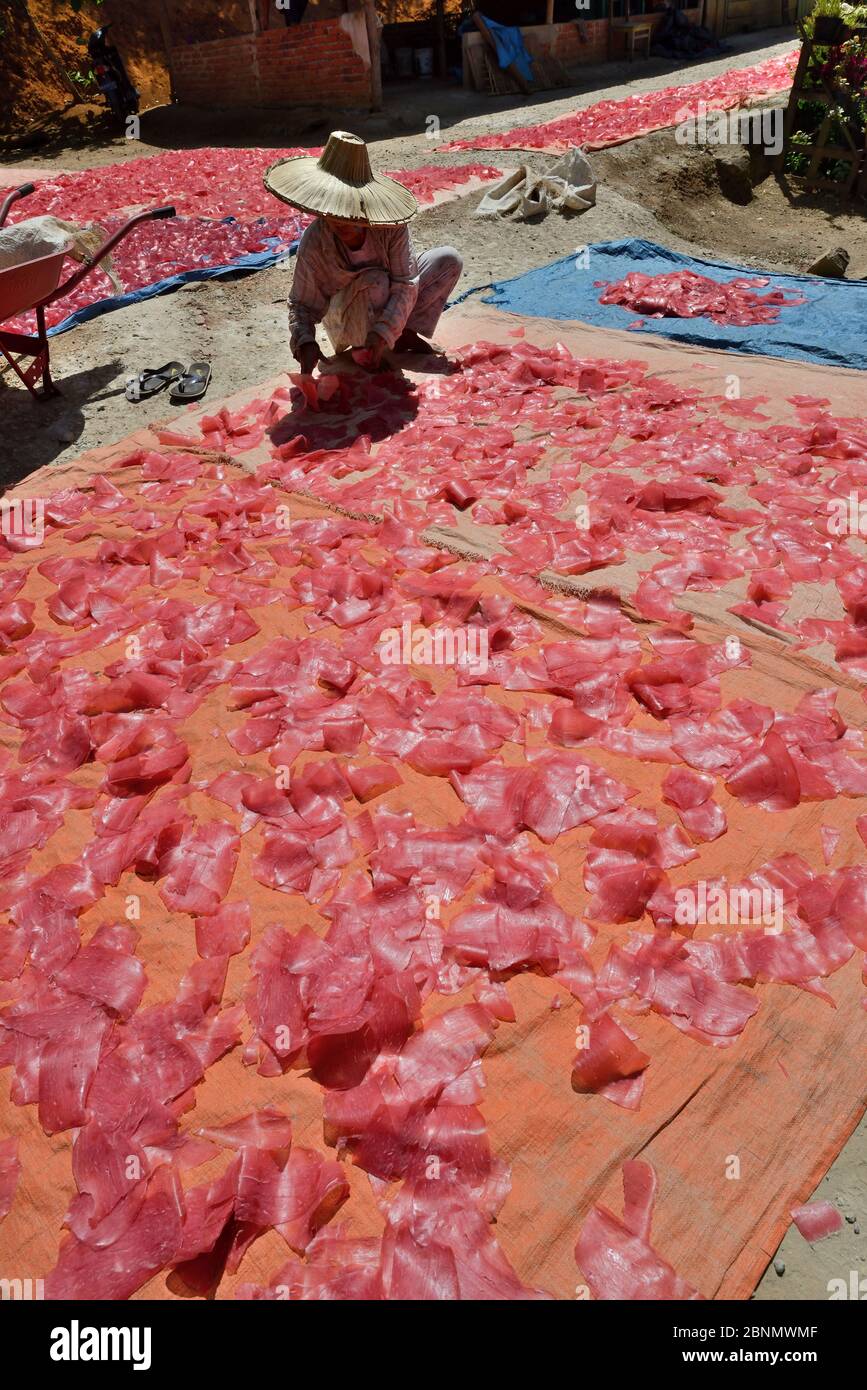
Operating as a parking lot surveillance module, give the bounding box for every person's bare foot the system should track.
[393,330,443,355]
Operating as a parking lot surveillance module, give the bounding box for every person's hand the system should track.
[363,329,387,370]
[296,341,322,376]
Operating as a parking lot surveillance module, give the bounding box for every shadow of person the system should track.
[0,358,124,487]
[267,363,420,456]
[390,350,454,378]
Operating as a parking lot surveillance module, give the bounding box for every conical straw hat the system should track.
[265,130,417,225]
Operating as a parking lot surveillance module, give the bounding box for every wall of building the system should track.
[170,17,373,110]
[462,12,703,83]
[706,0,791,34]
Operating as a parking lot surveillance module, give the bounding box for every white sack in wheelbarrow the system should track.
[473,148,596,220]
[0,216,122,292]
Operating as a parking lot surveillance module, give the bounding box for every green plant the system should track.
[67,66,96,89]
[803,0,867,38]
[840,2,867,25]
[784,61,865,179]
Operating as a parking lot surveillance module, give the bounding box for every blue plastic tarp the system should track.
[476,239,867,372]
[47,234,298,336]
[483,16,535,84]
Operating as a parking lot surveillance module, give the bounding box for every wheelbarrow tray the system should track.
[0,244,70,322]
[0,184,175,400]
[0,244,72,399]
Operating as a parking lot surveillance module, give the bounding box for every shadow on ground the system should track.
[1,29,796,163]
[0,359,124,486]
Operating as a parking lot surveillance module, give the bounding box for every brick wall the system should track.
[525,19,609,66]
[171,18,373,110]
[540,12,703,63]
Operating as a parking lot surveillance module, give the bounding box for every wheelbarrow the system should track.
[0,183,176,400]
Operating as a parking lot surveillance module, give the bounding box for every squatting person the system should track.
[265,131,463,373]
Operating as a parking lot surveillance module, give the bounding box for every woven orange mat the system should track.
[1,309,865,1300]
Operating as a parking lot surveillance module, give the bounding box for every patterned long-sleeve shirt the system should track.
[288,217,419,354]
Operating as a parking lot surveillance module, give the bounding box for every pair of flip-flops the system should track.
[125,361,211,404]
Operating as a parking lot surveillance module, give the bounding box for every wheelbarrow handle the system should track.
[40,203,179,307]
[0,182,36,228]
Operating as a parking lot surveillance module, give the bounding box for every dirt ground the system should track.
[5,28,864,484]
[4,30,866,487]
[753,1112,867,1301]
[0,27,865,1300]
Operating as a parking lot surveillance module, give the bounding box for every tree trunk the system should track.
[363,0,382,111]
[156,0,178,103]
[435,0,447,77]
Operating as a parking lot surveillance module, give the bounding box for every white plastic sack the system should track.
[0,216,122,292]
[473,148,597,221]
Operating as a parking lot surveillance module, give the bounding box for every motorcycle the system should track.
[87,26,139,121]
